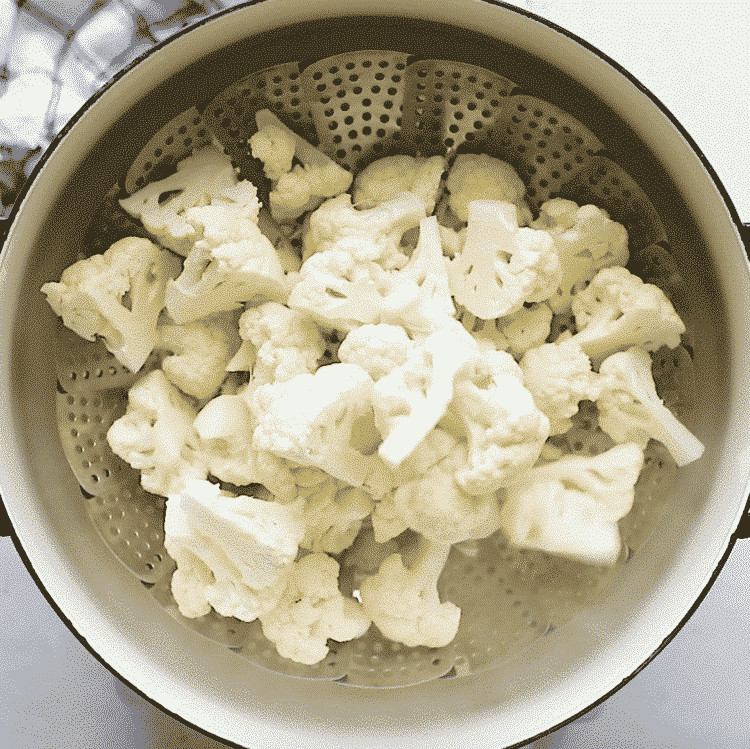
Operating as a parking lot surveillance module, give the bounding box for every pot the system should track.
[1,1,748,747]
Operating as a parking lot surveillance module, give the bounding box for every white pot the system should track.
[1,2,748,747]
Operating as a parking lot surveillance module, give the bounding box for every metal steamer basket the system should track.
[1,2,748,748]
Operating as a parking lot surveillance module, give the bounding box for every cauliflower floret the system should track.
[520,339,603,434]
[252,363,386,488]
[259,552,371,665]
[450,349,550,494]
[119,146,260,255]
[360,536,460,648]
[373,322,479,468]
[394,438,502,543]
[226,302,325,386]
[499,443,645,566]
[107,370,207,496]
[446,200,561,320]
[437,224,466,258]
[193,393,299,501]
[352,154,447,212]
[533,199,630,313]
[379,215,456,339]
[500,302,553,357]
[157,311,241,399]
[287,248,390,332]
[165,205,289,324]
[299,479,374,554]
[597,346,704,466]
[569,266,686,360]
[251,109,353,223]
[338,323,414,381]
[164,479,304,621]
[41,237,182,373]
[445,153,533,226]
[302,192,426,269]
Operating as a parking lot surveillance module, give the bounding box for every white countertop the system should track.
[2,3,749,748]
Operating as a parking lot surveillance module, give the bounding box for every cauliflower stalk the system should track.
[446,200,561,320]
[251,109,353,223]
[352,154,447,212]
[164,479,304,621]
[165,205,289,324]
[533,199,629,313]
[569,266,685,360]
[373,321,478,468]
[259,552,371,665]
[42,237,182,373]
[499,443,644,566]
[597,346,704,467]
[360,536,460,648]
[107,370,207,497]
[119,146,261,255]
[450,349,550,494]
[157,311,241,399]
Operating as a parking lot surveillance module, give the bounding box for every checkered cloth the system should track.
[0,0,246,217]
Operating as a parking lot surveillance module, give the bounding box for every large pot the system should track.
[1,1,749,747]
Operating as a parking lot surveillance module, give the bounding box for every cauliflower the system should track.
[373,322,479,468]
[259,552,371,665]
[119,146,260,255]
[597,346,704,466]
[338,323,414,381]
[193,393,300,502]
[106,370,207,497]
[498,443,645,566]
[450,349,550,494]
[445,153,533,226]
[157,311,241,399]
[302,192,426,269]
[359,536,460,648]
[251,109,353,223]
[446,200,561,320]
[165,205,289,324]
[299,480,374,554]
[569,266,686,360]
[520,339,603,434]
[500,302,553,357]
[287,248,390,332]
[41,237,182,373]
[164,479,304,621]
[352,154,447,212]
[252,363,386,489]
[379,216,456,338]
[533,199,629,313]
[226,302,325,386]
[394,439,503,544]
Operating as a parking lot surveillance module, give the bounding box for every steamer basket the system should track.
[1,2,749,747]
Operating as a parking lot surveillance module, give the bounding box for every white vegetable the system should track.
[107,370,207,497]
[597,346,704,466]
[164,479,304,621]
[446,201,561,320]
[41,237,182,373]
[119,146,261,255]
[360,536,460,648]
[259,552,371,665]
[499,443,645,566]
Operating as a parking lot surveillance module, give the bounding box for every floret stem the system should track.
[404,537,451,589]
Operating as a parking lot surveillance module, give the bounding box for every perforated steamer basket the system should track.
[1,1,749,747]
